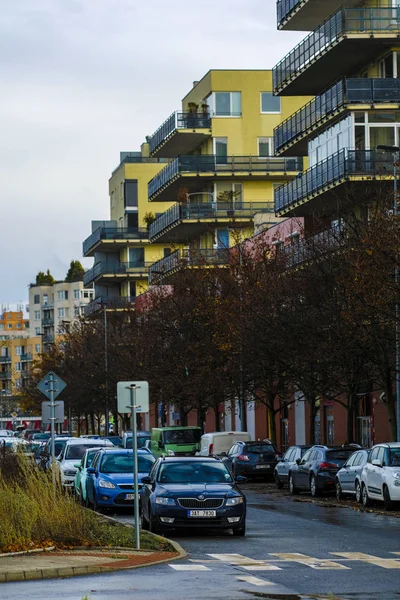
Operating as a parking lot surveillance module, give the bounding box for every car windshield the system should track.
[300,447,310,457]
[54,441,67,455]
[107,437,123,446]
[389,448,400,466]
[244,444,275,454]
[158,461,233,484]
[65,444,105,460]
[100,454,155,474]
[125,436,150,449]
[326,450,354,466]
[163,429,201,444]
[85,449,100,466]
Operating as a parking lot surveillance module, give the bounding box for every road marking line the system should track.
[208,553,267,565]
[236,575,275,586]
[270,553,349,570]
[169,564,211,571]
[331,552,400,569]
[241,565,282,571]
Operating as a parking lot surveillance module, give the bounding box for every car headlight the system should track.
[155,497,176,505]
[167,450,175,456]
[226,496,244,506]
[98,479,117,489]
[63,470,76,477]
[392,472,400,480]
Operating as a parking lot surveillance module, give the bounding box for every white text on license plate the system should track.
[256,465,270,469]
[188,510,216,517]
[125,493,135,500]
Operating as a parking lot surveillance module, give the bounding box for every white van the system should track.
[198,431,251,457]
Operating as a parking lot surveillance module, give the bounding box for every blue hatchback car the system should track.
[86,448,155,511]
[140,457,247,536]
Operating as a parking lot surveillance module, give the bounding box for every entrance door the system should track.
[216,229,229,249]
[214,137,228,165]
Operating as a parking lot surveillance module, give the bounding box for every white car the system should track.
[57,438,113,489]
[360,442,400,510]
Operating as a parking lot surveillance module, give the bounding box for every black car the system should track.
[140,457,247,536]
[39,437,72,471]
[222,440,281,480]
[289,445,359,497]
[274,445,311,488]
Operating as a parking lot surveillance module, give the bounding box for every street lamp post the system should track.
[377,144,400,442]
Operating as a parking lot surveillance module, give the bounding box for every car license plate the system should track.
[187,510,216,518]
[125,494,135,500]
[256,465,270,469]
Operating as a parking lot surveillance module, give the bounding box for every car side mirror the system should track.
[372,459,382,467]
[87,467,96,474]
[296,458,301,465]
[219,452,227,457]
[73,463,81,469]
[141,476,152,484]
[235,475,247,483]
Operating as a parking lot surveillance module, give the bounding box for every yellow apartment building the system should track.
[83,70,309,308]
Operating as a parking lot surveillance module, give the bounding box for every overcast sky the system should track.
[0,0,303,306]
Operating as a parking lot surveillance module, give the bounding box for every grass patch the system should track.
[0,449,173,553]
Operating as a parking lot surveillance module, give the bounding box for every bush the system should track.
[0,451,172,552]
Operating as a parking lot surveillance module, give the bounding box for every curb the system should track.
[0,524,187,583]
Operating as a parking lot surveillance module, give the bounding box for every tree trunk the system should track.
[113,411,119,435]
[214,402,220,432]
[97,415,101,436]
[308,396,317,445]
[90,413,95,435]
[347,398,354,444]
[268,408,277,445]
[197,407,206,432]
[239,396,247,432]
[85,413,89,434]
[179,409,188,426]
[77,416,81,437]
[384,369,398,441]
[136,413,143,431]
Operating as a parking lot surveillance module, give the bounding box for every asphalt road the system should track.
[2,485,400,600]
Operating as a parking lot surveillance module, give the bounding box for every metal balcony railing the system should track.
[20,354,32,361]
[0,372,11,379]
[42,317,54,326]
[282,225,346,267]
[273,8,400,92]
[275,149,396,214]
[0,357,11,363]
[148,155,303,199]
[149,201,275,240]
[83,262,152,285]
[83,227,148,256]
[275,78,400,154]
[148,248,231,283]
[148,111,212,154]
[84,296,136,316]
[277,0,301,26]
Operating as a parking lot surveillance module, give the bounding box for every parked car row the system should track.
[274,442,400,510]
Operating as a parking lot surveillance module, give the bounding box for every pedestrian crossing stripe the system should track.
[208,553,276,567]
[235,575,275,586]
[270,552,350,570]
[169,564,211,571]
[331,552,400,569]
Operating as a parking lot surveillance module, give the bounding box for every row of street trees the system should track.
[20,184,400,443]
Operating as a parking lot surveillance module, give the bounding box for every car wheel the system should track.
[335,480,342,501]
[310,475,319,497]
[232,522,246,537]
[79,487,85,506]
[289,474,299,495]
[355,480,362,503]
[362,484,371,507]
[148,511,160,535]
[383,486,394,511]
[140,509,150,531]
[275,472,283,489]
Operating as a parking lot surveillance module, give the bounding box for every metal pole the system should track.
[129,384,140,549]
[49,374,56,491]
[394,156,400,442]
[104,306,109,436]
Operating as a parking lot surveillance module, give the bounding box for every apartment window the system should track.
[15,346,22,355]
[34,294,40,304]
[16,324,21,329]
[35,327,41,335]
[24,323,29,328]
[15,362,21,372]
[213,137,228,164]
[7,324,12,329]
[0,325,3,331]
[34,310,40,320]
[214,92,241,117]
[74,289,80,300]
[35,344,41,353]
[58,308,65,318]
[83,290,92,299]
[258,137,274,157]
[261,92,281,113]
[43,294,48,305]
[74,306,80,317]
[57,290,69,301]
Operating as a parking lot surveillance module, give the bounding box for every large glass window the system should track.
[214,92,241,116]
[370,126,395,149]
[258,137,274,157]
[261,92,281,113]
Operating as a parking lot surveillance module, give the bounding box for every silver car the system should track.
[274,445,311,488]
[335,449,370,502]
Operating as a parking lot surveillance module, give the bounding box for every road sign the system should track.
[42,401,65,424]
[37,371,66,400]
[117,381,149,414]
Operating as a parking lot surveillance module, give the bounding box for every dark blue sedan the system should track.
[86,448,155,511]
[140,457,246,536]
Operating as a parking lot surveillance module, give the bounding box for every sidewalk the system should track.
[0,541,186,582]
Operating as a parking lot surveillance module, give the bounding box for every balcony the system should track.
[149,248,231,284]
[274,78,400,156]
[0,372,11,379]
[275,149,396,216]
[83,227,149,257]
[43,335,55,344]
[148,155,303,201]
[42,317,54,326]
[282,226,346,267]
[84,296,136,317]
[148,112,212,158]
[273,8,400,95]
[277,0,363,31]
[0,357,11,364]
[20,354,32,361]
[83,262,153,286]
[42,303,54,310]
[148,201,275,243]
